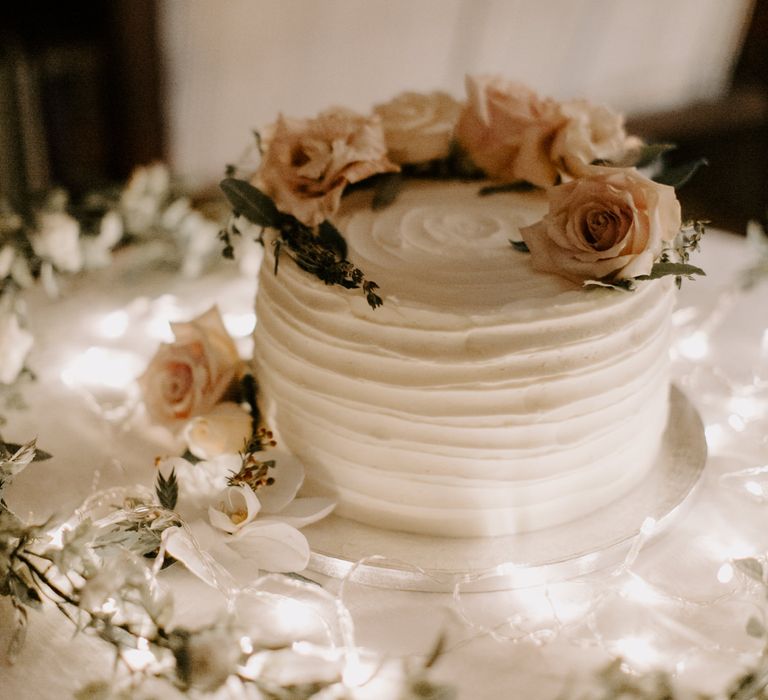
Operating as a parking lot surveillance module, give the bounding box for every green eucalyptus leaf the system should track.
[409,679,458,700]
[0,505,26,537]
[653,158,708,189]
[220,178,281,228]
[633,143,677,169]
[746,616,766,639]
[178,450,201,465]
[2,442,52,462]
[8,574,42,609]
[0,439,47,490]
[447,141,484,179]
[372,172,404,210]
[283,571,321,586]
[424,632,447,669]
[637,262,706,280]
[7,602,28,662]
[510,240,530,253]
[734,557,764,582]
[479,181,535,196]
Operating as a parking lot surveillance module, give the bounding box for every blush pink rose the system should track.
[256,108,398,226]
[455,75,565,187]
[520,167,681,283]
[139,307,241,427]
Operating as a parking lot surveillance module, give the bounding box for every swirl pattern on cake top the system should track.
[252,181,674,536]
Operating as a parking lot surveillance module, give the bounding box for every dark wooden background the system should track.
[0,1,163,207]
[628,0,768,232]
[1,0,765,232]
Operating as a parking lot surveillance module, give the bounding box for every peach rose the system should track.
[373,91,461,164]
[551,99,641,178]
[139,307,241,427]
[455,75,564,187]
[256,108,398,226]
[520,168,681,283]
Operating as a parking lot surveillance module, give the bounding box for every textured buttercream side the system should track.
[252,181,674,536]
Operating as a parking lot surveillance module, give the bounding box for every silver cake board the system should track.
[303,387,707,593]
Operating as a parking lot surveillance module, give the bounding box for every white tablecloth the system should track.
[2,229,768,699]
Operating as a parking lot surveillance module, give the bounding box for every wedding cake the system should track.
[225,76,694,537]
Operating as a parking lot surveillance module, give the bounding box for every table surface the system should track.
[2,229,768,699]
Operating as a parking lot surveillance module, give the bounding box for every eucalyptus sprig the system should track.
[220,178,383,309]
[653,157,709,190]
[1,444,454,697]
[644,220,708,289]
[0,436,51,502]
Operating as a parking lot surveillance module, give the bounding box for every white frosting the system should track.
[252,181,675,536]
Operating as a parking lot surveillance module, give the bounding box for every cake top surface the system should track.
[258,177,671,334]
[337,180,576,313]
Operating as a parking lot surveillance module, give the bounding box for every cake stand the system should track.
[303,386,707,592]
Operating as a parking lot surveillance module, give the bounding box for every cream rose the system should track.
[256,108,398,226]
[520,167,681,283]
[455,75,564,187]
[551,99,641,178]
[373,91,461,164]
[139,306,241,427]
[183,401,253,460]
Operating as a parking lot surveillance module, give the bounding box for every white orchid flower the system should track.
[208,484,262,534]
[161,449,334,588]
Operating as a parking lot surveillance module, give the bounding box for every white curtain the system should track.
[159,0,753,185]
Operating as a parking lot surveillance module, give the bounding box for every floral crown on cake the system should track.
[220,75,706,306]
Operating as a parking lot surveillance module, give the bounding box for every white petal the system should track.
[226,520,310,573]
[271,498,335,529]
[227,483,262,520]
[208,505,238,533]
[163,525,234,591]
[256,450,305,514]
